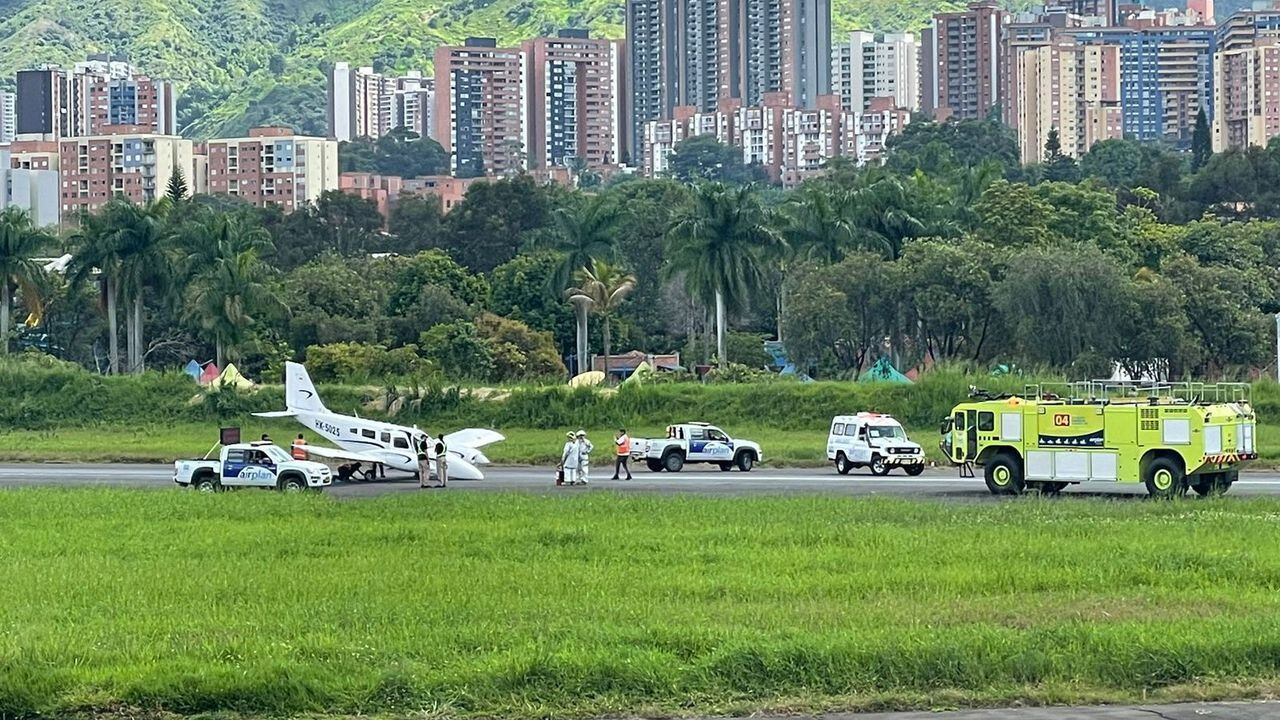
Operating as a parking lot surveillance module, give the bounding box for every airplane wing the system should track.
[252,410,298,418]
[300,445,385,464]
[445,428,505,449]
[444,455,484,481]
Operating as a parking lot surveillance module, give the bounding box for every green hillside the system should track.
[0,0,961,139]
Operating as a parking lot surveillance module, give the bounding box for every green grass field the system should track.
[5,421,1280,469]
[3,490,1280,717]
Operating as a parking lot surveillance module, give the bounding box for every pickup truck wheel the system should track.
[279,474,308,493]
[735,452,754,472]
[646,459,664,472]
[835,453,852,475]
[718,462,733,472]
[869,455,890,476]
[193,475,220,493]
[904,464,925,476]
[662,452,685,473]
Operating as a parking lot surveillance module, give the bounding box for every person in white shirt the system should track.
[575,430,594,485]
[560,431,581,485]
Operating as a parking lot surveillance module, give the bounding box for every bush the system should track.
[304,342,430,383]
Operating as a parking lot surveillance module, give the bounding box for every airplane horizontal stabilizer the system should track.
[252,410,298,418]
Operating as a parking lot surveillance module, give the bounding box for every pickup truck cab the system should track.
[631,422,762,473]
[174,442,333,492]
[828,413,925,476]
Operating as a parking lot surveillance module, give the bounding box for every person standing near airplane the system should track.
[434,434,449,487]
[560,431,581,485]
[291,433,308,460]
[575,430,593,485]
[612,428,632,480]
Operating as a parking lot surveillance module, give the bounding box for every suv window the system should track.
[833,423,845,435]
[225,449,246,464]
[707,429,728,442]
[688,429,706,441]
[978,412,995,432]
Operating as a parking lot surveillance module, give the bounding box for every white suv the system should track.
[827,413,925,476]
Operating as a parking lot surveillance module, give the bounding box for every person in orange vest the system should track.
[291,433,308,460]
[612,428,633,480]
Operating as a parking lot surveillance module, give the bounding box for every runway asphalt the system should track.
[6,462,1280,499]
[791,701,1278,719]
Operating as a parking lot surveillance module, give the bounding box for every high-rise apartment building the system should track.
[1015,41,1123,163]
[1068,15,1213,146]
[57,127,193,219]
[625,0,831,162]
[329,63,436,141]
[1212,8,1280,150]
[523,30,623,169]
[14,58,175,141]
[14,69,65,141]
[207,127,339,210]
[921,2,1008,121]
[434,38,529,177]
[833,31,919,113]
[0,91,14,143]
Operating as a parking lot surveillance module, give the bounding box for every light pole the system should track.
[1275,313,1280,382]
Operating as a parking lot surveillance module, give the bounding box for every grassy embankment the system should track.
[3,490,1280,718]
[2,359,1279,466]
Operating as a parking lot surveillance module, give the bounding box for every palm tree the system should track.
[848,176,927,260]
[544,195,622,375]
[115,203,175,373]
[780,186,854,264]
[186,240,283,368]
[566,261,637,382]
[69,204,129,374]
[666,183,783,369]
[0,208,53,354]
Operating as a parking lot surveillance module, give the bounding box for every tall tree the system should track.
[0,208,52,354]
[779,186,853,264]
[666,183,783,368]
[566,260,637,382]
[166,167,190,203]
[115,203,175,373]
[1041,127,1079,182]
[69,204,130,374]
[1192,109,1212,171]
[848,176,927,260]
[544,195,622,374]
[185,228,284,368]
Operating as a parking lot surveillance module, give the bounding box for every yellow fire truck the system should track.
[941,382,1257,498]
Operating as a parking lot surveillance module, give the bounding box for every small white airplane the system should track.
[253,362,504,480]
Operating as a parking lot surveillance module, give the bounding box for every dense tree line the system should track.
[1,117,1279,383]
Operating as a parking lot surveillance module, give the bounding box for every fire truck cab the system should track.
[941,382,1257,498]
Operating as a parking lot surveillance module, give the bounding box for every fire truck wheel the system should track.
[984,453,1025,495]
[1144,457,1186,499]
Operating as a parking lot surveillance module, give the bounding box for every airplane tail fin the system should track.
[284,362,329,414]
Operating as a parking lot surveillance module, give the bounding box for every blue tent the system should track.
[763,340,813,382]
[183,360,201,381]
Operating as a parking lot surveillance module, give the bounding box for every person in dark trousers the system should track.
[612,428,633,480]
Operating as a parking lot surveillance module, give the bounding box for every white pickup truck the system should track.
[174,442,333,492]
[631,422,763,473]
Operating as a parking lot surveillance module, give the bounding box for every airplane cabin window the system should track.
[381,432,391,443]
[362,429,375,439]
[393,437,409,449]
